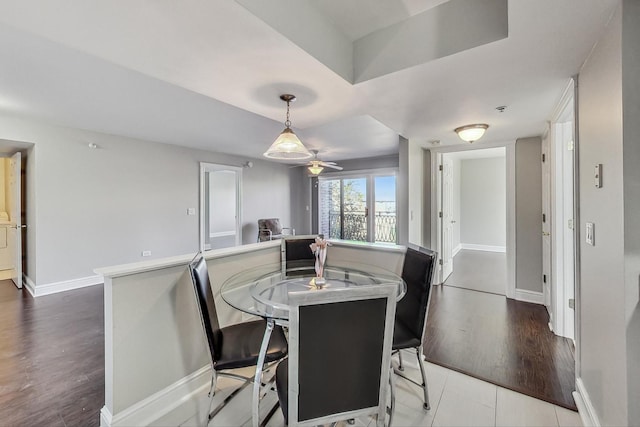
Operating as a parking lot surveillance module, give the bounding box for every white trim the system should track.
[209,230,236,238]
[200,162,243,251]
[23,274,36,297]
[100,407,113,427]
[102,365,210,427]
[459,243,506,253]
[29,274,103,297]
[514,289,545,305]
[452,243,462,257]
[574,378,600,427]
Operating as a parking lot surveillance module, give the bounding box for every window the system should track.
[318,171,397,244]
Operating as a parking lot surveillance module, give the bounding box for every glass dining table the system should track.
[221,263,406,427]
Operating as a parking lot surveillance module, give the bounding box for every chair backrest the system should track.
[287,285,396,426]
[258,218,282,242]
[396,246,437,341]
[281,236,317,274]
[188,253,222,365]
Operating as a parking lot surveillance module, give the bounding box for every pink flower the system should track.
[309,237,330,254]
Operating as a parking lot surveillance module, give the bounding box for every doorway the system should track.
[199,163,242,251]
[440,148,507,295]
[0,140,29,290]
[432,143,516,297]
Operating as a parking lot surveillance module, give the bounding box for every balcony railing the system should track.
[326,211,397,243]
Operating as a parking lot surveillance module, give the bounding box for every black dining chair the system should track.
[188,253,288,425]
[275,285,397,426]
[392,245,437,411]
[281,236,318,275]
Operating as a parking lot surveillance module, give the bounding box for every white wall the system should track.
[0,114,293,288]
[622,2,640,423]
[460,157,506,248]
[577,1,637,424]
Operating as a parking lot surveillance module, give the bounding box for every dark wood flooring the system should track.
[0,280,104,427]
[423,285,577,410]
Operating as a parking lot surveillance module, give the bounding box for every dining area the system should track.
[96,237,436,427]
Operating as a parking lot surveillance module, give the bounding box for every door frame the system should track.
[199,162,243,251]
[548,79,577,340]
[429,141,516,299]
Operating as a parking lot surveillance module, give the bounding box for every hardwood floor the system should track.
[423,285,577,410]
[0,280,104,427]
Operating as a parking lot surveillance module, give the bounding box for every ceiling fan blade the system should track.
[324,164,343,170]
[319,161,338,166]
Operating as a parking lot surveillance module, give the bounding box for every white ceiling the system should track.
[0,0,617,163]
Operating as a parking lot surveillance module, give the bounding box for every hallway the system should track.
[424,284,576,410]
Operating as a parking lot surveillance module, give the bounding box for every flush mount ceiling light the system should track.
[263,94,313,160]
[454,123,489,143]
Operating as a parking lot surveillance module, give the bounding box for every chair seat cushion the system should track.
[392,319,422,350]
[215,319,288,370]
[275,358,289,424]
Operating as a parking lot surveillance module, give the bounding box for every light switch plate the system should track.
[586,222,595,246]
[187,208,196,215]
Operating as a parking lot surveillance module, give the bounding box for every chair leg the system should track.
[416,346,430,410]
[203,370,218,426]
[397,349,405,371]
[387,368,396,427]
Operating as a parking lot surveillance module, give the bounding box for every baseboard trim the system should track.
[103,365,210,427]
[100,407,113,427]
[452,244,462,257]
[460,243,506,253]
[514,289,545,305]
[30,275,103,297]
[574,378,600,426]
[23,274,36,297]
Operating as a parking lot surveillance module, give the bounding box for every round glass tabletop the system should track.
[220,263,406,322]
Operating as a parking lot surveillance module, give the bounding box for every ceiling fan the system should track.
[305,150,343,175]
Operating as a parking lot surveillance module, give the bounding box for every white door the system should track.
[9,152,22,288]
[542,133,552,312]
[441,158,454,281]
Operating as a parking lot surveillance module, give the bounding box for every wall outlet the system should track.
[142,250,151,257]
[187,208,196,215]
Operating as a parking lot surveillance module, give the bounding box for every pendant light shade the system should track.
[455,123,489,143]
[263,94,313,160]
[307,161,324,175]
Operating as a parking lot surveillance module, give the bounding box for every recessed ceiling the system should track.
[310,0,451,41]
[0,0,618,162]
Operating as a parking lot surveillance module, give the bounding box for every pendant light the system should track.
[454,123,489,143]
[263,94,313,160]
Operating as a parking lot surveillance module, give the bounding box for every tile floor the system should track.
[154,350,583,427]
